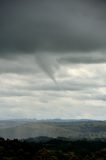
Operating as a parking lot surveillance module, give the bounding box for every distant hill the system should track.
[0,119,106,140]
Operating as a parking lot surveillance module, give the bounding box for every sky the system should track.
[0,0,106,120]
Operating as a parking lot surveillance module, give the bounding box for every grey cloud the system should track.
[0,64,106,120]
[1,0,106,81]
[0,56,41,74]
[0,0,106,120]
[96,94,106,101]
[1,76,105,92]
[0,89,31,97]
[58,52,106,64]
[0,0,106,56]
[72,91,106,102]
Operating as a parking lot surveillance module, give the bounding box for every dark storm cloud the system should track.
[0,0,106,56]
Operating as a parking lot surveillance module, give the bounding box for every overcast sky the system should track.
[0,0,106,120]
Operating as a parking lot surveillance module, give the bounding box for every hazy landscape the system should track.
[0,119,106,140]
[0,119,106,160]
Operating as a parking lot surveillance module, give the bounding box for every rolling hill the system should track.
[0,119,106,140]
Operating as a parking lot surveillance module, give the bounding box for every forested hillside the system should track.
[0,138,106,160]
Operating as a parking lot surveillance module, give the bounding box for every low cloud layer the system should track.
[0,59,106,120]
